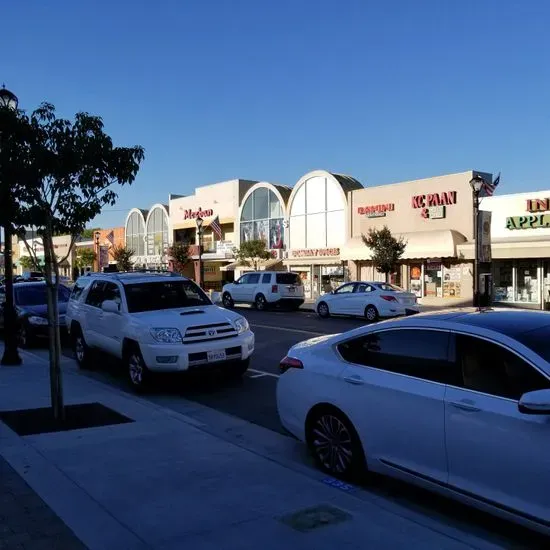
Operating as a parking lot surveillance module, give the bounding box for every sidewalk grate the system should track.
[278,504,352,533]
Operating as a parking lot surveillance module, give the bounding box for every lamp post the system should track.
[94,231,100,272]
[0,85,21,366]
[469,174,485,308]
[196,216,204,287]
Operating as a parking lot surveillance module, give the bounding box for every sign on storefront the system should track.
[181,207,214,220]
[506,214,550,230]
[291,248,340,258]
[412,191,457,219]
[357,203,394,218]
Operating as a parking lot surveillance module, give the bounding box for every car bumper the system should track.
[380,304,420,317]
[269,297,305,307]
[139,330,255,373]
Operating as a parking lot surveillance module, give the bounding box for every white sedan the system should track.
[276,309,550,535]
[315,281,418,321]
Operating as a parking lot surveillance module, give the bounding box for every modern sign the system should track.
[412,191,457,219]
[291,248,340,258]
[506,214,550,230]
[357,203,394,218]
[180,207,214,220]
[526,198,550,212]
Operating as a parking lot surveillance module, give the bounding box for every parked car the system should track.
[277,308,550,535]
[66,272,255,390]
[315,281,419,321]
[222,271,304,310]
[0,281,70,347]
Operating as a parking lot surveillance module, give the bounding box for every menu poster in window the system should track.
[410,279,422,297]
[443,281,461,298]
[425,282,437,296]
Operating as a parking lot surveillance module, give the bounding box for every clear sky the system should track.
[3,0,550,228]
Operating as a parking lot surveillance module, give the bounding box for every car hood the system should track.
[131,304,245,329]
[18,302,68,317]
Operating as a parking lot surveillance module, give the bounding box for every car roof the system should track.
[82,272,190,286]
[395,308,550,337]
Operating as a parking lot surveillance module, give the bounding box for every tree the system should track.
[19,255,38,271]
[14,103,144,422]
[75,247,96,270]
[80,227,101,240]
[111,244,135,272]
[233,239,272,270]
[168,242,190,274]
[362,226,406,282]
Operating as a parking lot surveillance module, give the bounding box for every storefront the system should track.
[18,235,75,278]
[169,179,257,290]
[460,190,550,310]
[341,171,489,306]
[284,170,363,299]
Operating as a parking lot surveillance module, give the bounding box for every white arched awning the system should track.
[341,230,467,261]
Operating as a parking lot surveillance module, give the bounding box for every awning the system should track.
[220,258,283,272]
[340,230,467,261]
[457,239,550,260]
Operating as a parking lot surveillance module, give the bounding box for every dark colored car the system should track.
[0,282,70,347]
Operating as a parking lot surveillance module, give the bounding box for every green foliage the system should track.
[75,247,96,268]
[233,240,272,270]
[80,228,101,240]
[362,226,406,281]
[19,255,37,271]
[168,242,190,275]
[111,245,134,272]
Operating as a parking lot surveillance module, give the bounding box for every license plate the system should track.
[207,350,226,363]
[288,287,295,293]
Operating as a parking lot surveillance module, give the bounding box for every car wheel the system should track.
[18,325,33,349]
[306,407,366,481]
[126,346,150,392]
[317,301,330,318]
[364,305,379,323]
[73,329,91,369]
[255,294,268,311]
[227,358,250,378]
[222,292,234,309]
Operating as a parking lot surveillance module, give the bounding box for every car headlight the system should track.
[234,317,249,334]
[150,328,183,344]
[28,316,48,326]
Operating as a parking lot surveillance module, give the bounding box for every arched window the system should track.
[240,187,284,249]
[125,211,145,255]
[145,207,169,256]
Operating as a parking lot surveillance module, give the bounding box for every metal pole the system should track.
[473,191,480,308]
[198,229,204,287]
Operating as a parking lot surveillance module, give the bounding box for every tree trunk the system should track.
[385,271,390,284]
[43,232,65,423]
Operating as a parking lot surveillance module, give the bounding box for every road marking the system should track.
[250,323,323,336]
[248,368,280,379]
[249,373,267,379]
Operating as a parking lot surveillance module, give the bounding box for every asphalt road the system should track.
[41,309,550,547]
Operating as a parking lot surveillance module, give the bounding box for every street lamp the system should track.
[94,231,100,272]
[196,216,204,287]
[0,85,21,366]
[469,174,485,308]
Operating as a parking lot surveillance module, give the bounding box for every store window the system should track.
[145,207,169,256]
[125,211,145,256]
[516,261,539,303]
[424,261,442,298]
[493,260,541,305]
[409,264,423,297]
[240,187,285,249]
[493,261,514,303]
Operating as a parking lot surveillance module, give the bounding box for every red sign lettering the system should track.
[526,198,550,213]
[357,203,394,215]
[412,191,457,218]
[291,248,340,258]
[183,207,214,220]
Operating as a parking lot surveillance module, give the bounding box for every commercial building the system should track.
[341,171,493,307]
[18,234,75,277]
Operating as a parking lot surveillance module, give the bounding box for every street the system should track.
[52,308,545,548]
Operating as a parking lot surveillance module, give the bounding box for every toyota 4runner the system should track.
[66,272,254,390]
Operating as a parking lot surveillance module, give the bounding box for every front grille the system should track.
[183,322,237,344]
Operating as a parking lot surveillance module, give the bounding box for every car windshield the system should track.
[374,283,404,292]
[276,273,301,285]
[515,326,550,363]
[124,280,211,313]
[15,285,70,306]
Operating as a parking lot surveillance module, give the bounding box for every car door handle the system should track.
[343,375,365,385]
[449,401,480,412]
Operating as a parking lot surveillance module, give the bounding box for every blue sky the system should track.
[3,0,550,228]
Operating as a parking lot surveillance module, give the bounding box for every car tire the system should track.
[306,406,366,482]
[73,328,91,369]
[364,305,379,323]
[255,294,268,311]
[18,324,34,349]
[317,301,330,319]
[222,292,234,309]
[227,358,250,378]
[126,345,151,392]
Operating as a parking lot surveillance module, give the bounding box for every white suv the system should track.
[222,271,304,311]
[66,272,254,390]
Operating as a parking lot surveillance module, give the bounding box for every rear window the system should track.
[276,273,301,285]
[374,283,404,292]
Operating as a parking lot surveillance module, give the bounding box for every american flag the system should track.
[209,216,223,240]
[106,230,115,245]
[481,173,500,197]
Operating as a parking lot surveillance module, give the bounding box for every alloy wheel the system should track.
[365,306,378,322]
[311,414,354,474]
[223,294,233,308]
[75,336,86,364]
[256,295,266,310]
[128,353,144,386]
[18,327,27,348]
[318,303,329,318]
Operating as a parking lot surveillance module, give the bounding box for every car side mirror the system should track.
[234,280,240,285]
[518,389,550,415]
[101,300,120,314]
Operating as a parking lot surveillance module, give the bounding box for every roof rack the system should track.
[83,270,181,279]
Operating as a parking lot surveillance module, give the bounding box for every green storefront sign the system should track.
[506,214,550,230]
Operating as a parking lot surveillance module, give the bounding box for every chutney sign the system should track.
[412,191,457,219]
[357,203,395,218]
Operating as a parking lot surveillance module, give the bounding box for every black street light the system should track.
[469,174,485,308]
[0,85,21,366]
[94,231,100,272]
[196,216,204,287]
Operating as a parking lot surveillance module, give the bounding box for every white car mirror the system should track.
[518,389,550,415]
[101,300,120,314]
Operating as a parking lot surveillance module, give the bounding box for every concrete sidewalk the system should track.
[0,345,510,550]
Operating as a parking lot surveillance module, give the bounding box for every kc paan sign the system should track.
[412,191,457,219]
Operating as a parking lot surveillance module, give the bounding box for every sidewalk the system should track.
[0,345,509,550]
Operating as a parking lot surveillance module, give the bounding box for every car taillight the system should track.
[279,356,303,374]
[381,295,397,302]
[272,285,278,293]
